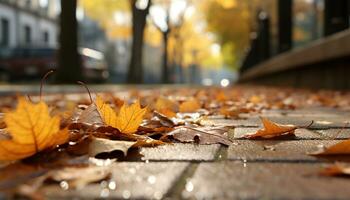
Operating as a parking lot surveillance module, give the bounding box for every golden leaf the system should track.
[244,117,297,139]
[96,96,147,134]
[0,97,69,161]
[154,97,178,117]
[179,100,201,113]
[95,95,118,127]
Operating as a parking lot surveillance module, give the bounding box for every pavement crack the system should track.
[164,163,199,199]
[214,145,228,161]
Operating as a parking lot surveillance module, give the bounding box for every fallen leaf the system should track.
[310,139,350,155]
[89,137,136,157]
[219,107,240,118]
[163,126,233,146]
[48,166,111,189]
[96,96,147,134]
[0,97,69,161]
[244,117,297,139]
[319,163,350,177]
[215,90,227,102]
[179,99,201,113]
[76,104,103,126]
[153,111,175,127]
[249,95,262,104]
[155,97,178,117]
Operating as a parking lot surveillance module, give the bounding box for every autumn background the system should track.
[0,0,322,85]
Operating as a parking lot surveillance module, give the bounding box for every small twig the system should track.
[40,70,54,101]
[77,81,93,104]
[299,120,314,129]
[27,95,33,103]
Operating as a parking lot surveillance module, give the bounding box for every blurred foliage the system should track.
[80,0,131,39]
[203,0,251,69]
[80,0,288,71]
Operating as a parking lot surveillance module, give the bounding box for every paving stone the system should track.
[231,128,350,139]
[140,143,220,161]
[314,129,350,139]
[43,162,188,200]
[201,116,348,128]
[264,116,348,128]
[182,162,350,200]
[284,107,350,117]
[228,140,350,162]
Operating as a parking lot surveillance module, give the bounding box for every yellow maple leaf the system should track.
[0,97,69,161]
[96,96,147,134]
[244,117,297,139]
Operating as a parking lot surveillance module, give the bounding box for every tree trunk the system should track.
[162,31,170,83]
[127,0,151,83]
[56,0,82,83]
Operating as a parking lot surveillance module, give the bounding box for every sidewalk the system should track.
[40,107,350,199]
[1,85,350,199]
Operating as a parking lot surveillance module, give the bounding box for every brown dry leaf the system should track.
[310,139,350,155]
[319,163,350,177]
[153,111,175,127]
[163,126,233,146]
[89,137,136,157]
[179,99,201,113]
[48,166,111,189]
[244,117,297,139]
[96,96,147,134]
[0,97,69,161]
[76,103,103,126]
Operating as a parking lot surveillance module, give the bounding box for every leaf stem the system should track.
[77,81,93,104]
[40,70,54,101]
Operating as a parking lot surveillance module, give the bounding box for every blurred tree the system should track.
[167,8,223,83]
[150,0,188,83]
[81,0,151,83]
[128,0,152,83]
[56,0,82,83]
[203,0,250,69]
[203,0,276,69]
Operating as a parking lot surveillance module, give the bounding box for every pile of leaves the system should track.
[1,80,350,197]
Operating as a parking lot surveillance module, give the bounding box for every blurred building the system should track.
[0,0,60,48]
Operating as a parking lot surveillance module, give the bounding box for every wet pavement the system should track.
[40,106,350,199]
[1,85,350,199]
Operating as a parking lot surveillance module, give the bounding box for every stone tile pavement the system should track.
[34,107,350,199]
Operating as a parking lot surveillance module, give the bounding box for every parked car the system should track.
[0,47,109,82]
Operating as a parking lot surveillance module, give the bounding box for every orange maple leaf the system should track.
[244,117,297,139]
[0,97,69,161]
[310,139,350,155]
[319,163,350,176]
[96,96,147,134]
